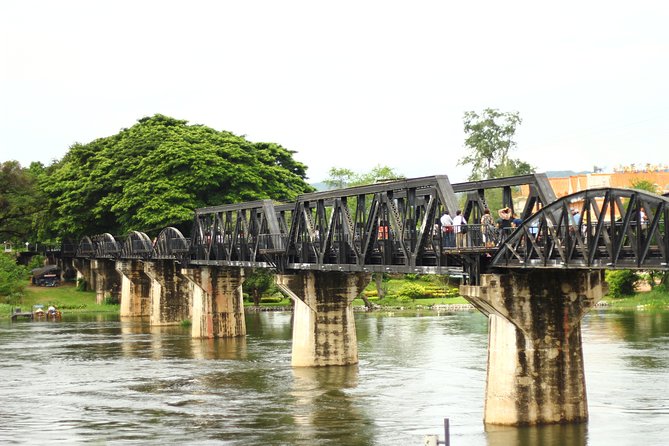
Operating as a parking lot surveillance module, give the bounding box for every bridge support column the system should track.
[276,271,370,367]
[182,266,246,338]
[72,258,92,291]
[460,270,606,426]
[144,260,191,326]
[116,260,151,317]
[90,259,121,304]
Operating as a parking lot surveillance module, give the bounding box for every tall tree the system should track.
[459,108,532,181]
[0,161,44,244]
[40,114,314,237]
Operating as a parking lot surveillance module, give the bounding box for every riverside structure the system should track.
[57,173,669,427]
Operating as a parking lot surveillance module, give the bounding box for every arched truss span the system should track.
[154,227,190,261]
[76,236,95,258]
[121,231,154,259]
[93,233,122,259]
[491,187,669,270]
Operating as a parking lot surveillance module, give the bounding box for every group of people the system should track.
[437,206,523,249]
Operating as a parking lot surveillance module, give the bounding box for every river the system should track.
[0,309,667,445]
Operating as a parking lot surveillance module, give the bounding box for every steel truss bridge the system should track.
[62,174,669,283]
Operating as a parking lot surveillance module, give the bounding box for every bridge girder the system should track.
[491,187,669,270]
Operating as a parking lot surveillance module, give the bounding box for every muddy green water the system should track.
[0,310,667,445]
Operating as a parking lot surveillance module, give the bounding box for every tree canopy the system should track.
[0,161,44,243]
[458,108,533,181]
[323,165,403,190]
[40,114,314,237]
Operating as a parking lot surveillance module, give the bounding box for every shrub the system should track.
[404,273,419,281]
[76,278,88,291]
[606,270,639,297]
[0,253,28,298]
[397,283,426,300]
[260,295,284,304]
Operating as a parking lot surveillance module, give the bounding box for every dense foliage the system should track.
[40,114,314,237]
[0,161,44,244]
[0,253,28,301]
[606,270,639,297]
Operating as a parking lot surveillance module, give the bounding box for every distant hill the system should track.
[310,182,328,191]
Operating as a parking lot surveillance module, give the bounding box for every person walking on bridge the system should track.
[440,210,455,248]
[453,210,467,248]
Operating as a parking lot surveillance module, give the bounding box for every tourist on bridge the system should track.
[440,210,455,248]
[480,208,495,248]
[497,207,513,241]
[453,210,467,248]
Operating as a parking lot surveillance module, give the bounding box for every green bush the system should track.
[0,253,28,299]
[76,278,88,291]
[27,255,46,270]
[260,295,284,304]
[397,283,426,300]
[606,270,639,297]
[404,273,419,281]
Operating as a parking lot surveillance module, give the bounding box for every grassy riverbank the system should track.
[1,282,119,319]
[3,279,669,320]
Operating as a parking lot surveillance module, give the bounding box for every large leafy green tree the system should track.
[41,115,314,237]
[459,108,533,181]
[0,161,44,244]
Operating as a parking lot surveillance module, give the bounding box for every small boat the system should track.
[32,305,62,321]
[33,304,46,320]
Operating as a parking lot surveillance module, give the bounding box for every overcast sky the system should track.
[1,0,668,183]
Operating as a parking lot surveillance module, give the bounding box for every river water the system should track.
[0,309,667,445]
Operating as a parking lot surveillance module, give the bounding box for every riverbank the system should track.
[3,281,668,320]
[0,282,119,318]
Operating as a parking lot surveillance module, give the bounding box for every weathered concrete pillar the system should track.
[72,258,92,290]
[143,260,191,326]
[460,270,606,426]
[90,259,121,304]
[182,266,246,338]
[116,260,152,317]
[276,271,370,367]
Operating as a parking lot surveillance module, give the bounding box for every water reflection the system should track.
[290,366,375,445]
[485,423,588,446]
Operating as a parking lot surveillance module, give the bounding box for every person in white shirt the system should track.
[453,210,467,248]
[440,210,455,247]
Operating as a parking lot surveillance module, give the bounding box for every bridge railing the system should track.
[437,224,514,250]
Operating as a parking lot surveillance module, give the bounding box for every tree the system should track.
[0,253,28,302]
[40,114,314,237]
[459,109,532,181]
[0,161,44,244]
[243,269,275,306]
[630,178,660,195]
[324,165,403,190]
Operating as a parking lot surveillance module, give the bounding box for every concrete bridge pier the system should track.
[90,259,121,304]
[72,258,92,290]
[116,260,152,317]
[143,260,192,326]
[276,271,371,367]
[182,266,246,338]
[460,270,606,426]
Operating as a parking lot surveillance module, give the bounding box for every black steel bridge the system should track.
[62,174,669,282]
